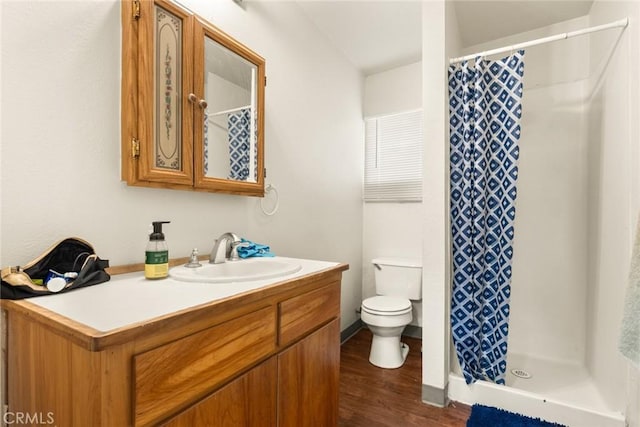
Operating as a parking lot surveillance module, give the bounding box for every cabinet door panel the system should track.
[162,357,277,427]
[137,0,194,185]
[278,318,340,427]
[134,307,276,426]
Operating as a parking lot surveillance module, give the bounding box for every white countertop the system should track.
[27,257,339,333]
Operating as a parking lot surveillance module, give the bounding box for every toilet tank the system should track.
[372,257,422,300]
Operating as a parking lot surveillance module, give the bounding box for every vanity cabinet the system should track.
[121,0,266,196]
[2,264,347,426]
[163,318,341,427]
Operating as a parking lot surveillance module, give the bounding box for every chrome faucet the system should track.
[210,232,248,263]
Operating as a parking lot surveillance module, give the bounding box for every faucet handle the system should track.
[229,241,250,261]
[185,248,202,268]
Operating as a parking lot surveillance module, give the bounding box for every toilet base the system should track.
[369,334,410,369]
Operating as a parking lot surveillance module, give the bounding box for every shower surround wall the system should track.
[482,15,592,369]
[588,1,640,422]
[448,14,592,373]
[444,2,640,425]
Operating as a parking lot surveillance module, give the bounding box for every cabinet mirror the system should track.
[121,0,266,196]
[193,17,264,189]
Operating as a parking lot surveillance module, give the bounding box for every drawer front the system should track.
[134,306,276,426]
[278,282,340,346]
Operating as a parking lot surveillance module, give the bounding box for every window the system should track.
[364,110,423,202]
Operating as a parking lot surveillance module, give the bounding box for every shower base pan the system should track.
[448,353,625,427]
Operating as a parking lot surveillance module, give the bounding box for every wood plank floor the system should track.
[339,329,470,427]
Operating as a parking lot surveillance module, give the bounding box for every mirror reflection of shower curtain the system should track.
[448,51,525,385]
[204,113,209,174]
[228,108,252,181]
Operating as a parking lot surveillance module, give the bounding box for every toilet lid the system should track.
[362,296,411,315]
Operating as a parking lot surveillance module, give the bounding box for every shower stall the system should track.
[445,3,638,426]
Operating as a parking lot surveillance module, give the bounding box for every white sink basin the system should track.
[169,257,302,283]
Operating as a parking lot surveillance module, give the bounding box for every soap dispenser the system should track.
[145,221,170,280]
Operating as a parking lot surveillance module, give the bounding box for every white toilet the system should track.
[361,257,422,369]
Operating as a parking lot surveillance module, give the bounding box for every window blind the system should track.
[364,110,423,202]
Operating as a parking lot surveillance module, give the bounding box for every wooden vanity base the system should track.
[2,264,347,426]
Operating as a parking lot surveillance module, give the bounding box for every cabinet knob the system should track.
[198,99,208,109]
[188,93,198,103]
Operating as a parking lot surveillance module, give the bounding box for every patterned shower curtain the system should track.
[228,108,251,181]
[448,51,525,385]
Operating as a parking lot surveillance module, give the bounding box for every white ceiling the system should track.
[296,1,423,75]
[295,0,594,75]
[453,1,594,47]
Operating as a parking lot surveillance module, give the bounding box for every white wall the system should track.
[422,0,449,400]
[362,61,422,327]
[0,1,364,331]
[443,0,461,384]
[363,62,422,118]
[587,0,640,419]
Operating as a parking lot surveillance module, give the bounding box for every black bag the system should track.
[1,237,110,300]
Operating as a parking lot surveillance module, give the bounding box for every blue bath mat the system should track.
[467,404,567,427]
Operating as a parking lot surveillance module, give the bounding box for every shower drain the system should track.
[510,368,532,379]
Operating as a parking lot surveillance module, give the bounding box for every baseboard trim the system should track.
[404,325,422,339]
[342,322,422,342]
[422,383,449,408]
[340,319,363,344]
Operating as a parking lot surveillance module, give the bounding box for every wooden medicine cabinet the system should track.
[121,0,266,196]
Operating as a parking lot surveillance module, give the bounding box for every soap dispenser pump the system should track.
[145,221,170,280]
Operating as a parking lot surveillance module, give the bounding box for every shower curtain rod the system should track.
[206,104,251,117]
[449,17,628,65]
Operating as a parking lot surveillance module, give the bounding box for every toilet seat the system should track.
[362,296,411,316]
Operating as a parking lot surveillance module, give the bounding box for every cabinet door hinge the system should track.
[131,138,140,159]
[264,76,267,87]
[132,0,141,20]
[264,167,267,178]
